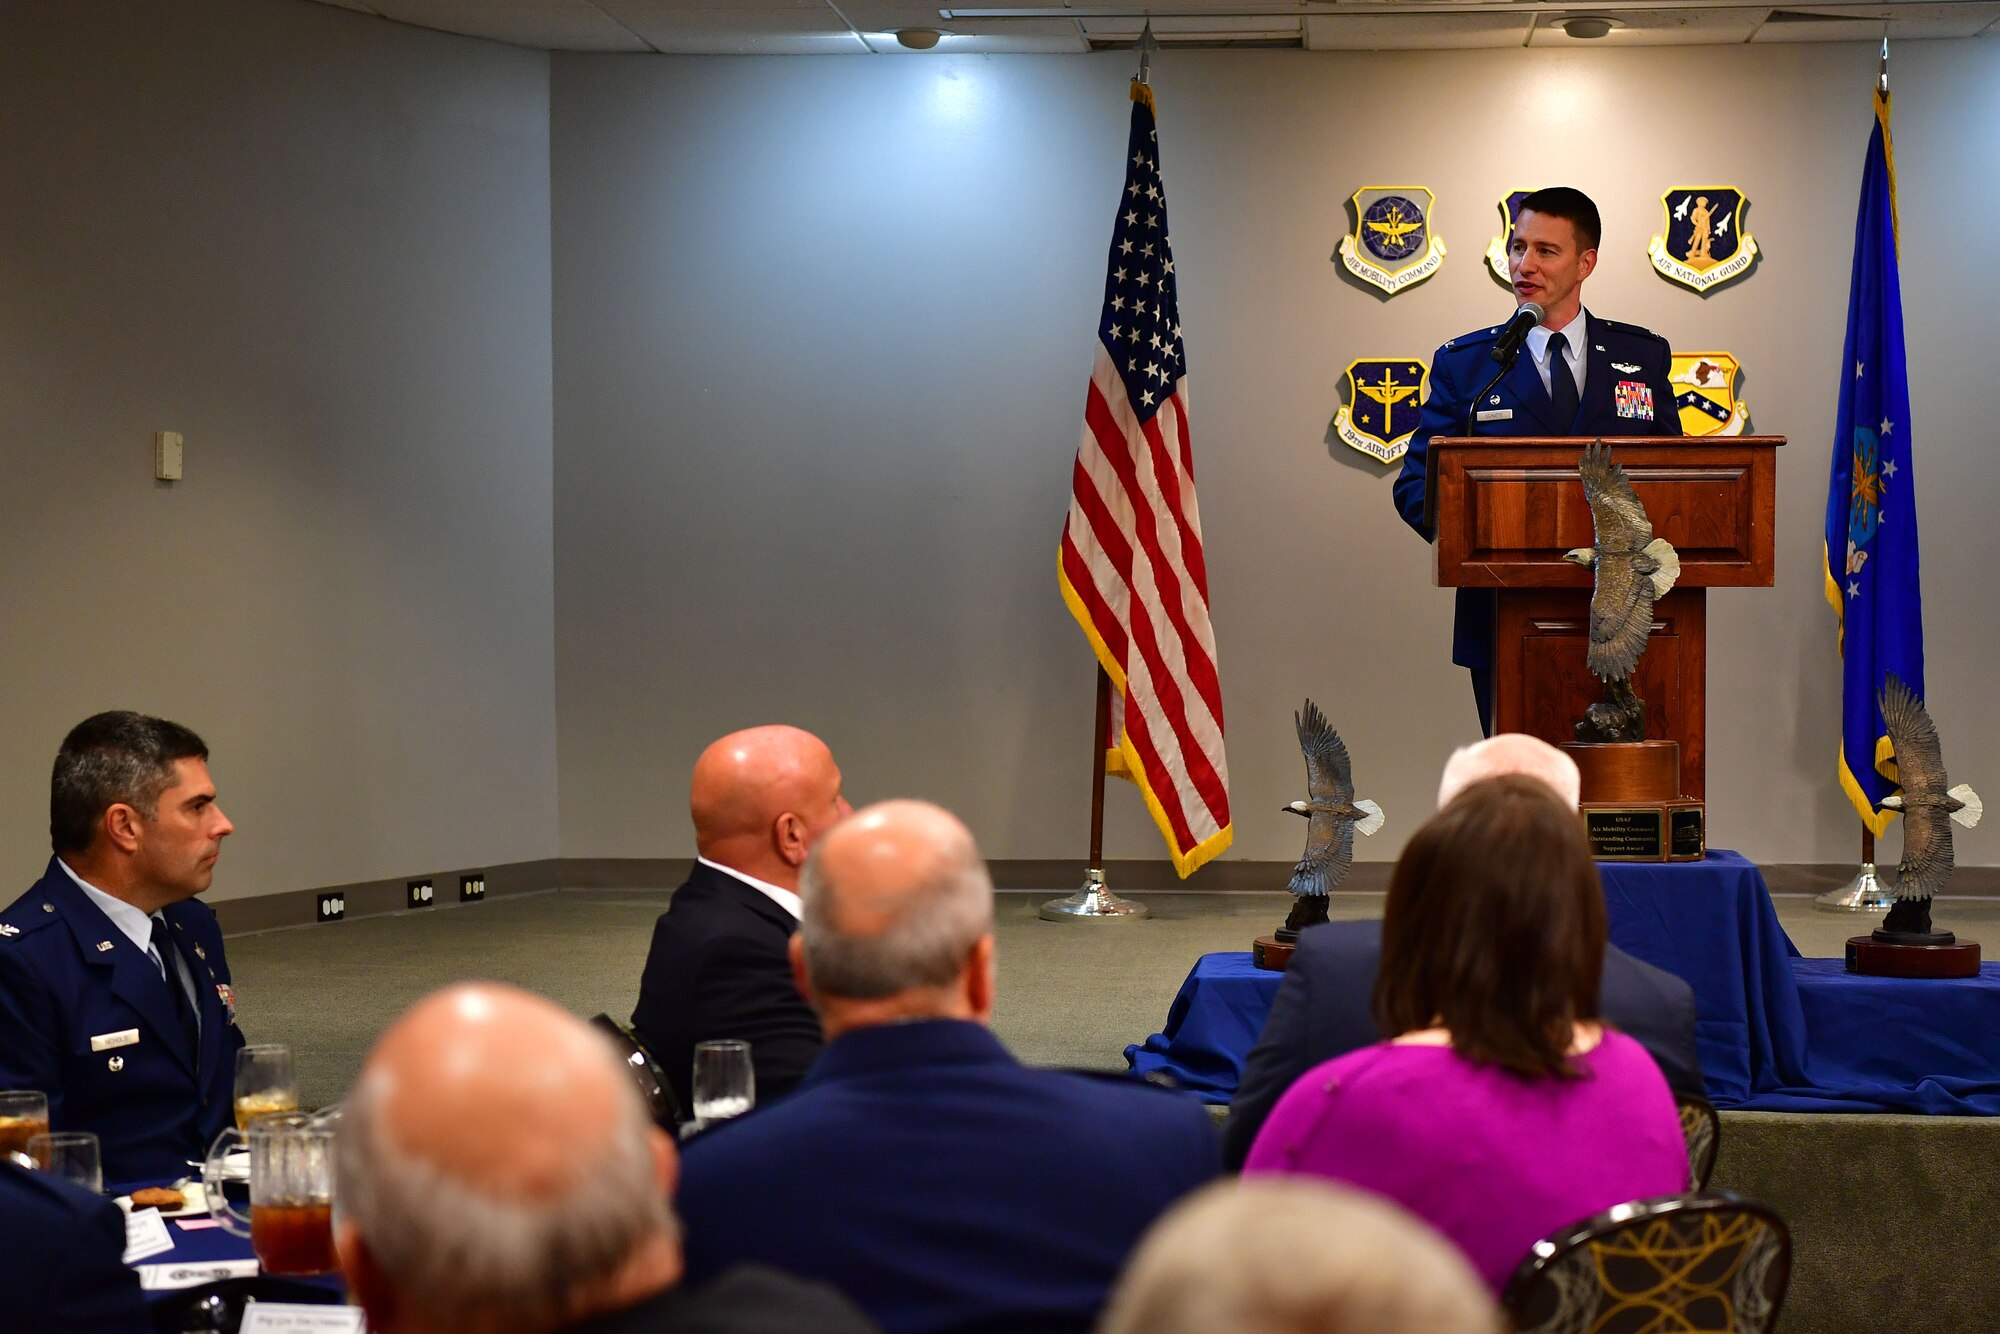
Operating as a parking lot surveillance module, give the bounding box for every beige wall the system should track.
[551,41,2000,868]
[0,0,559,900]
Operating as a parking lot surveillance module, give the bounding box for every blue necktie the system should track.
[151,916,199,1052]
[1548,331,1580,430]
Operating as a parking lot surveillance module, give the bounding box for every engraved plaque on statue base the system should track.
[1563,740,1704,863]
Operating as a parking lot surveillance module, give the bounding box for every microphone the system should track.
[1488,301,1546,366]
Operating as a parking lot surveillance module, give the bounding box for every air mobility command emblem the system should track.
[1670,352,1749,435]
[1649,188,1759,292]
[1333,357,1428,463]
[1338,188,1446,295]
[1485,189,1536,286]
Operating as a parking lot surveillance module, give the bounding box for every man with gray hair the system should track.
[675,800,1220,1334]
[336,982,877,1334]
[1223,734,1702,1169]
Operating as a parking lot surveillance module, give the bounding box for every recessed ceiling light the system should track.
[897,28,944,49]
[1560,15,1620,37]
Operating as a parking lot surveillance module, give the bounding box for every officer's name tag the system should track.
[1476,408,1514,422]
[91,1028,140,1051]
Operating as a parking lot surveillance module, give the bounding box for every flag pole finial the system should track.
[1136,20,1157,84]
[1878,33,1889,95]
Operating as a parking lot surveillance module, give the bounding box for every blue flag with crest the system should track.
[1824,83,1924,836]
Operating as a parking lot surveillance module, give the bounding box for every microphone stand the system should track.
[1426,338,1529,538]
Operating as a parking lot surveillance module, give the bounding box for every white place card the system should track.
[122,1208,175,1264]
[239,1301,366,1333]
[137,1258,261,1290]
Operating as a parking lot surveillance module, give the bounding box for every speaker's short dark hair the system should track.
[50,712,209,855]
[1518,186,1602,252]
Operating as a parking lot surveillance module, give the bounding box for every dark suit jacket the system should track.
[631,861,823,1114]
[677,1020,1221,1334]
[1223,918,1704,1170]
[0,1159,150,1332]
[560,1265,879,1334]
[0,859,246,1183]
[1391,311,1680,669]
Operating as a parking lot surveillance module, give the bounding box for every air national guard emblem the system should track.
[1670,351,1749,435]
[1338,188,1446,295]
[1334,358,1428,463]
[1649,188,1759,292]
[1485,189,1535,286]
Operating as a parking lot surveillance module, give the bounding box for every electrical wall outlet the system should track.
[155,431,183,481]
[316,893,346,923]
[459,874,487,903]
[406,880,435,909]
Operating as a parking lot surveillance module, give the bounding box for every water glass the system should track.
[692,1040,755,1124]
[234,1044,300,1131]
[30,1131,102,1194]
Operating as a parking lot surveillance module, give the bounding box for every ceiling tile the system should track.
[1525,7,1763,44]
[1752,2,2000,39]
[370,0,650,49]
[1304,12,1533,48]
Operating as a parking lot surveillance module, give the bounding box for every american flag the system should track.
[1057,80,1231,878]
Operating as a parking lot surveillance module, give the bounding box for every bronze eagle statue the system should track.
[1281,701,1384,920]
[1875,674,1983,938]
[1564,442,1680,741]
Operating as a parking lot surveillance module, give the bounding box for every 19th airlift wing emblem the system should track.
[1649,188,1759,292]
[1670,351,1749,435]
[1338,188,1446,295]
[1333,357,1429,463]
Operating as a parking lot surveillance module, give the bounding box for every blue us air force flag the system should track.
[1333,357,1427,463]
[1485,189,1535,285]
[1649,187,1759,292]
[1824,85,1924,835]
[1338,188,1446,295]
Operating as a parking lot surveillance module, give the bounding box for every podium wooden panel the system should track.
[1428,435,1782,799]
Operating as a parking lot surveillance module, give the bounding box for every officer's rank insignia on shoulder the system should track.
[1338,187,1446,295]
[1670,351,1749,435]
[1332,357,1428,463]
[1649,188,1759,292]
[1485,189,1535,286]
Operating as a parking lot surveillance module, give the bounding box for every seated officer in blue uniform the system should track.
[1391,186,1681,733]
[0,712,246,1183]
[0,1157,149,1332]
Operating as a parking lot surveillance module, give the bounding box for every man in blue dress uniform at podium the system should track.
[1392,187,1681,733]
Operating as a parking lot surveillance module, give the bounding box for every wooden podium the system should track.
[1426,435,1783,800]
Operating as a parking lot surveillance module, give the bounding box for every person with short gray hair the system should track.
[335,982,876,1334]
[1098,1178,1499,1334]
[677,799,1221,1334]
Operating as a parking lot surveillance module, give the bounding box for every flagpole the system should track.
[1041,26,1164,924]
[1041,665,1150,920]
[1815,33,1899,915]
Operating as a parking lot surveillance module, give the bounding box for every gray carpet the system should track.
[225,885,2000,1334]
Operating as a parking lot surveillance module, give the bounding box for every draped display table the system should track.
[1126,852,2000,1115]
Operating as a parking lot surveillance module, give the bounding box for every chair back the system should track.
[1677,1094,1720,1190]
[1503,1192,1790,1334]
[590,1014,685,1128]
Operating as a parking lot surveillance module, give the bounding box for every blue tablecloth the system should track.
[1126,851,2000,1115]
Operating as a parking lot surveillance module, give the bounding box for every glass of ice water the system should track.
[691,1040,755,1126]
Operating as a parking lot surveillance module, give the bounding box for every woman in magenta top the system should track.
[1244,774,1689,1293]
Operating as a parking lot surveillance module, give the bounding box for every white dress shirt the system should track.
[697,856,802,922]
[1525,308,1590,402]
[59,858,201,1031]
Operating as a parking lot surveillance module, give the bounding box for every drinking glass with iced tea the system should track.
[234,1044,300,1130]
[203,1112,337,1276]
[0,1090,50,1163]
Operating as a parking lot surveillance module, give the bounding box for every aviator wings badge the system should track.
[1338,187,1446,295]
[1649,187,1759,292]
[1485,189,1536,287]
[1332,357,1428,463]
[1670,351,1749,435]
